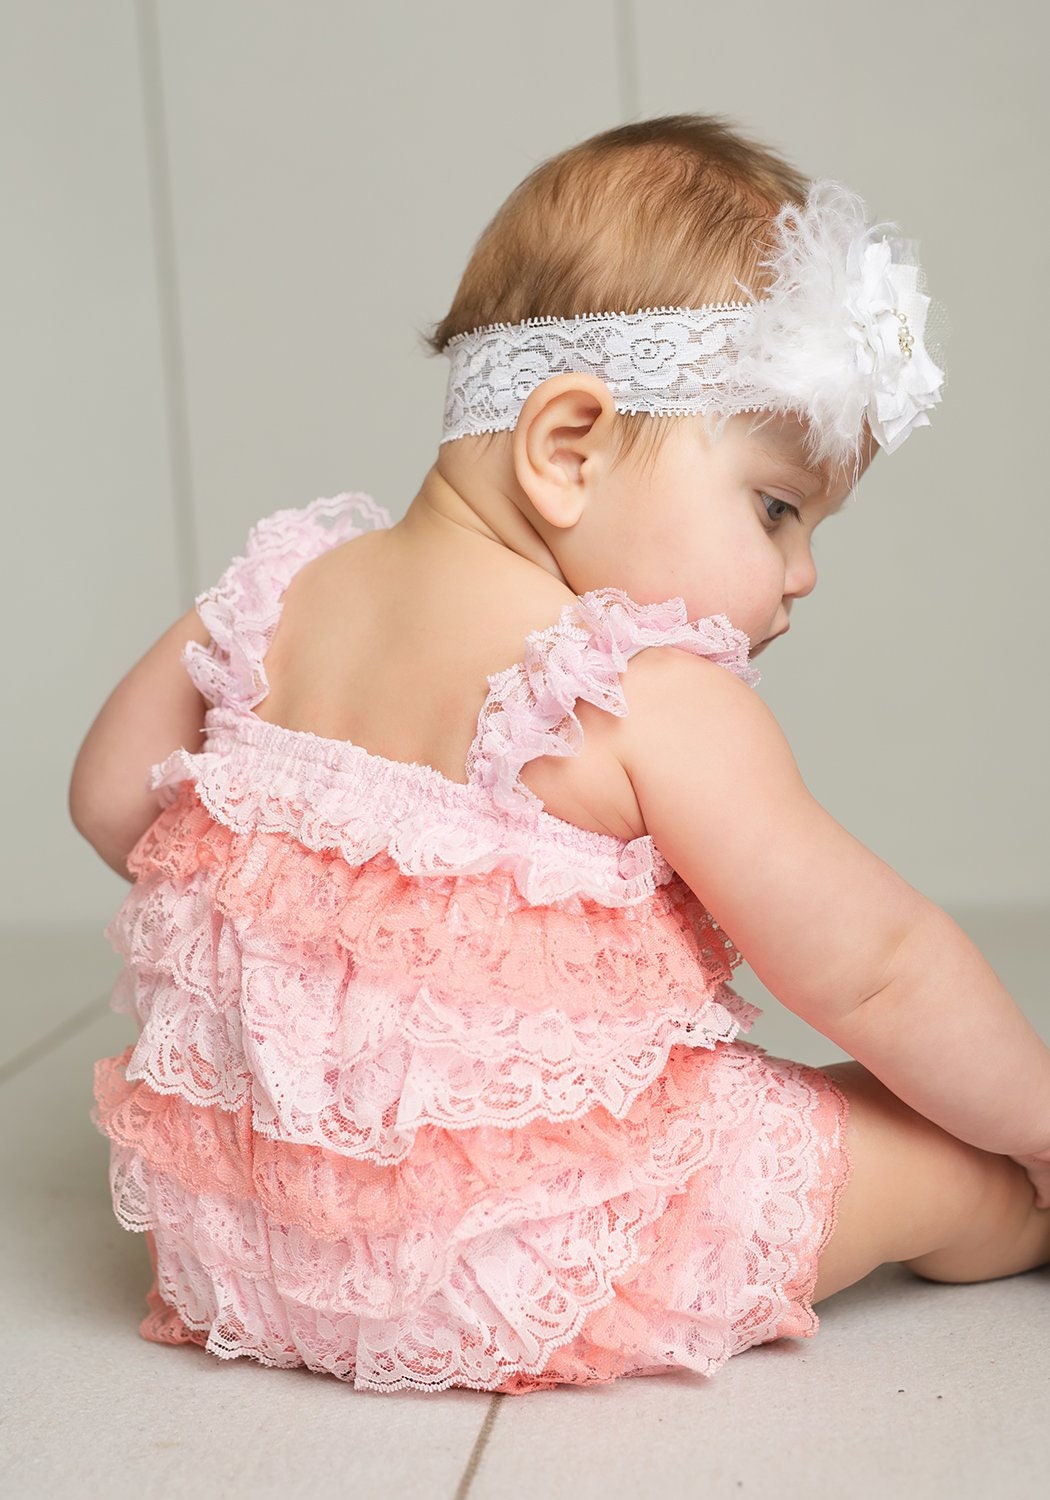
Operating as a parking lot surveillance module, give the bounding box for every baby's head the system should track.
[415,114,943,655]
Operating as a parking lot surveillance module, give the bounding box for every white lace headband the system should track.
[439,178,947,472]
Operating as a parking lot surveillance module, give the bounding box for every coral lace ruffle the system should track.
[91,491,854,1394]
[95,1036,850,1394]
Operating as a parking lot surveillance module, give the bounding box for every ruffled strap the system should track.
[183,492,392,712]
[466,587,760,814]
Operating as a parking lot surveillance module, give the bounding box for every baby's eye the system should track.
[759,492,803,526]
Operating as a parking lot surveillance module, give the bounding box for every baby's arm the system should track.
[618,647,1050,1161]
[68,604,212,880]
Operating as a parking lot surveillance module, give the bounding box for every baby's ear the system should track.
[513,374,617,528]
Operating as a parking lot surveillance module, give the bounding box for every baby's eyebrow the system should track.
[755,444,827,493]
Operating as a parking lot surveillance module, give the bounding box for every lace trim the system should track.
[105,774,758,1162]
[146,730,675,907]
[103,860,759,1165]
[127,784,745,999]
[465,587,760,814]
[93,1043,854,1394]
[93,1043,746,1305]
[181,492,392,713]
[441,304,754,443]
[111,1147,674,1391]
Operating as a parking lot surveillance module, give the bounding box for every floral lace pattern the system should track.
[181,492,393,714]
[91,491,855,1394]
[105,783,759,1163]
[94,1039,852,1394]
[148,720,675,908]
[465,587,759,815]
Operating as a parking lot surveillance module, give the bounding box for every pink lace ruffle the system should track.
[104,785,760,1165]
[466,588,760,815]
[147,719,673,908]
[93,1041,756,1310]
[181,492,393,713]
[92,1041,853,1394]
[128,782,747,1002]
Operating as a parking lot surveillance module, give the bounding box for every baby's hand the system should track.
[1008,1149,1050,1210]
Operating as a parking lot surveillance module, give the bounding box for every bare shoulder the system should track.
[612,639,797,864]
[613,641,799,877]
[615,643,784,773]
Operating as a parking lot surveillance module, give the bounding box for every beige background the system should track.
[3,5,1049,1497]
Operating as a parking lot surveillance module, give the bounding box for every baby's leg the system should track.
[811,1060,1050,1304]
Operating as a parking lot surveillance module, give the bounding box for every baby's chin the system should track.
[754,615,791,656]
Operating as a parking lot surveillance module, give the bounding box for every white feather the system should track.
[724,180,942,475]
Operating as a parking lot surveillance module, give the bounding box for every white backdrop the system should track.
[4,0,1047,928]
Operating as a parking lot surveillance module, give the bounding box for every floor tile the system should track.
[1,1011,491,1499]
[469,1264,1048,1499]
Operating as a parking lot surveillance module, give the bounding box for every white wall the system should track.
[4,0,1047,930]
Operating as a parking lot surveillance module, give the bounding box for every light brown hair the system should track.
[418,113,809,474]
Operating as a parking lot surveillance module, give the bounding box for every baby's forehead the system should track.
[743,416,869,504]
[746,426,829,488]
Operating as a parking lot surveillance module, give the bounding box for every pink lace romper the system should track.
[91,491,854,1396]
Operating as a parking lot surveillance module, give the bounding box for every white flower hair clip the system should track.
[440,178,947,474]
[726,179,947,465]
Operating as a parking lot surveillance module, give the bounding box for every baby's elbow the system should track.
[68,739,101,836]
[68,776,95,842]
[88,828,136,883]
[68,798,134,883]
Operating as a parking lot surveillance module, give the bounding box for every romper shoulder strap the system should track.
[465,586,760,815]
[183,491,392,711]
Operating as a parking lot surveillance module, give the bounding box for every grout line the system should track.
[615,0,640,122]
[134,0,201,604]
[451,1394,504,1500]
[0,994,113,1087]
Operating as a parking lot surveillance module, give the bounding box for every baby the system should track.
[72,114,1050,1395]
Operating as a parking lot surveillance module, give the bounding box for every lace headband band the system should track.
[439,179,947,472]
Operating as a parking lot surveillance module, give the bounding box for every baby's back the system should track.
[252,523,647,841]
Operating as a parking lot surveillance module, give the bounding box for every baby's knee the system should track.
[902,1172,1050,1286]
[815,1061,999,1272]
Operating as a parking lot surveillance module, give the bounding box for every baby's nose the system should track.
[786,549,818,601]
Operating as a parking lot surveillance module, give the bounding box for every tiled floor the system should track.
[2,912,1047,1499]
